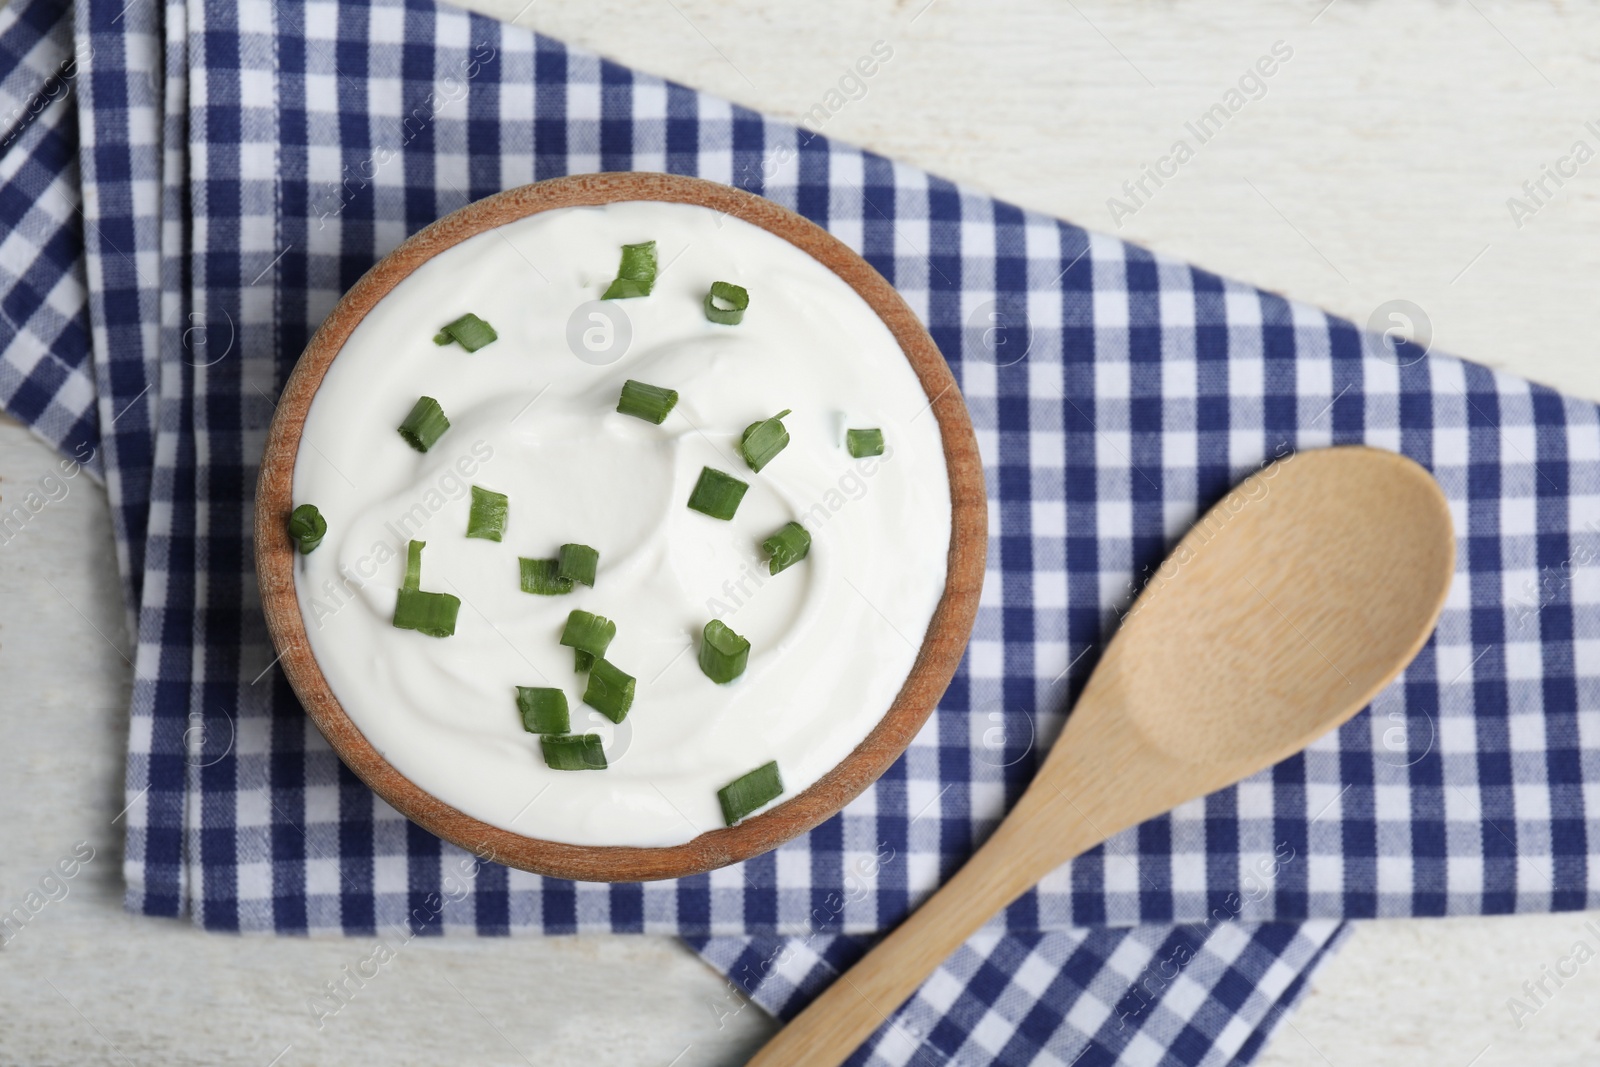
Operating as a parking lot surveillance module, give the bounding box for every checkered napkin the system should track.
[7,0,1600,1063]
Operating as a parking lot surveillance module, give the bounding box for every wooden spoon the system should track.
[747,445,1455,1067]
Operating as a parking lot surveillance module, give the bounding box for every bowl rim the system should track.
[255,172,987,882]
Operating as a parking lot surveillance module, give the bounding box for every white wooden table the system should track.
[4,1,1599,1063]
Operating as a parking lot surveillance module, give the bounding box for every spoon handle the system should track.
[745,789,1102,1067]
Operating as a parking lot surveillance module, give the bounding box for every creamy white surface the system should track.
[292,201,951,847]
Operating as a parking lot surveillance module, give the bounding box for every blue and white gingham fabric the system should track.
[6,0,1600,1063]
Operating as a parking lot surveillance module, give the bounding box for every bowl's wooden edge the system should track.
[256,172,987,882]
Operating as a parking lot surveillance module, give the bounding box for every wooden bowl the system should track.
[255,173,986,882]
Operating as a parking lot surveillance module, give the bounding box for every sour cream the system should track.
[293,200,951,847]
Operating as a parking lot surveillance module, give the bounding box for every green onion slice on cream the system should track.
[718,761,783,825]
[391,541,461,638]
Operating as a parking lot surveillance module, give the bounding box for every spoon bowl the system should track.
[1059,444,1456,836]
[747,445,1455,1067]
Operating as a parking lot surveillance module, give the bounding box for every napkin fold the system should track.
[6,0,1600,1063]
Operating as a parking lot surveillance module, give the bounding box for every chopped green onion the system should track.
[703,281,749,325]
[601,241,658,300]
[616,379,679,424]
[583,658,636,723]
[541,733,608,771]
[574,649,594,672]
[288,504,327,554]
[687,467,749,521]
[557,543,599,587]
[392,590,460,637]
[560,609,616,657]
[718,760,783,825]
[516,687,570,734]
[392,541,460,637]
[698,619,751,684]
[520,557,573,595]
[466,486,508,541]
[398,396,450,452]
[433,312,498,351]
[740,410,792,473]
[761,522,811,575]
[846,428,885,458]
